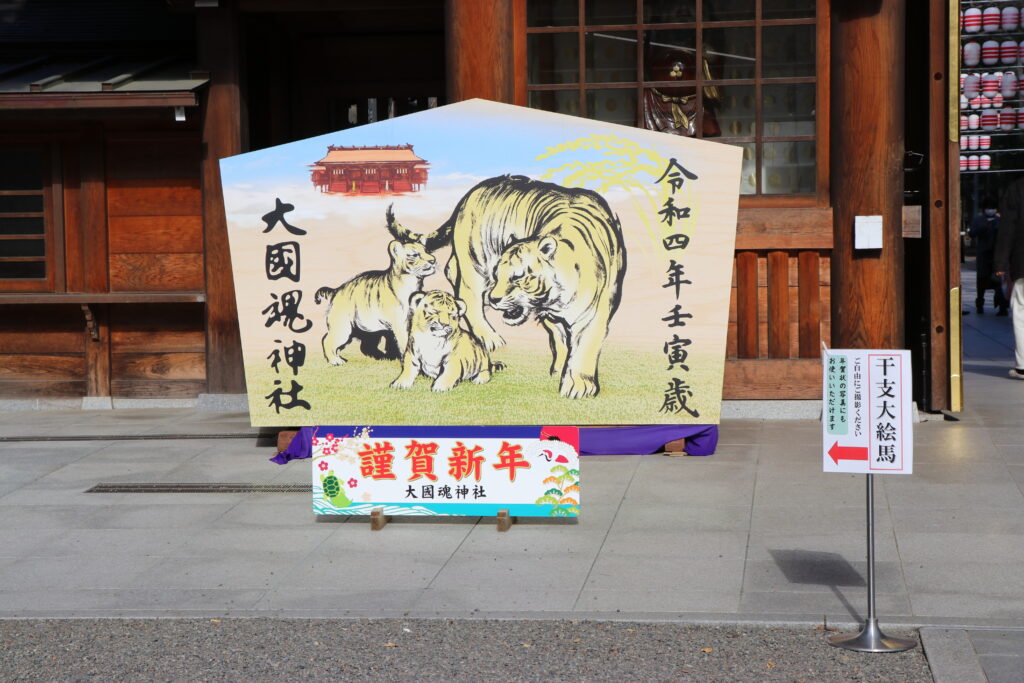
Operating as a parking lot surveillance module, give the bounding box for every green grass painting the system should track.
[247,344,723,426]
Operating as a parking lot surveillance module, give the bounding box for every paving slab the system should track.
[739,588,912,619]
[414,588,581,613]
[585,553,745,592]
[575,588,740,614]
[746,536,901,571]
[975,654,1024,683]
[212,499,322,528]
[0,588,267,613]
[883,480,1024,510]
[895,531,1024,564]
[86,503,240,529]
[749,504,893,536]
[741,558,906,595]
[911,595,1024,620]
[902,561,1024,596]
[257,588,425,612]
[921,628,987,683]
[970,628,1024,654]
[891,506,1024,535]
[610,502,752,533]
[2,555,166,590]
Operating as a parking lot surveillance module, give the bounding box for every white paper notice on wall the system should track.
[854,215,883,250]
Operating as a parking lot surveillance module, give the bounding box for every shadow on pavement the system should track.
[770,548,864,622]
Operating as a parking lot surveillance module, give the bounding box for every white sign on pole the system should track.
[822,349,913,474]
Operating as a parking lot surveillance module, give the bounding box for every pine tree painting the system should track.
[535,464,581,516]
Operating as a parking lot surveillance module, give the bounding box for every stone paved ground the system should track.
[967,628,1024,683]
[1,260,1022,679]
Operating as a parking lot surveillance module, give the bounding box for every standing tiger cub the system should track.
[315,238,436,365]
[391,290,504,392]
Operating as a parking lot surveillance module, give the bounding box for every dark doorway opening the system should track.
[243,2,446,151]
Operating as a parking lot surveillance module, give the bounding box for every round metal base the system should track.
[828,619,918,653]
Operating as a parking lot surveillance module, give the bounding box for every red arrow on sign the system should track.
[827,441,868,465]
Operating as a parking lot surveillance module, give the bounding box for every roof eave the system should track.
[0,90,201,110]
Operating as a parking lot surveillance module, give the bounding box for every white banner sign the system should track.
[312,431,580,517]
[822,349,913,475]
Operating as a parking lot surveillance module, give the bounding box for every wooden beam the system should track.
[0,292,205,304]
[797,251,822,357]
[240,0,441,10]
[736,207,834,250]
[496,509,514,532]
[445,0,514,103]
[735,252,759,358]
[198,4,246,394]
[0,381,86,398]
[830,0,905,349]
[0,93,199,110]
[111,380,206,398]
[767,251,790,358]
[723,359,822,399]
[370,508,390,531]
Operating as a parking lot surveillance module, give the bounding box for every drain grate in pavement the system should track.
[85,482,312,494]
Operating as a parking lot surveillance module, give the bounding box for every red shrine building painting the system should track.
[310,144,429,195]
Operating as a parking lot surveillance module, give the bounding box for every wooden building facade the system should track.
[0,0,961,412]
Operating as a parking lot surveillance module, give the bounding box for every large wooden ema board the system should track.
[221,100,742,428]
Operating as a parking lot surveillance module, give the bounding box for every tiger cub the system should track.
[391,290,504,392]
[315,239,436,365]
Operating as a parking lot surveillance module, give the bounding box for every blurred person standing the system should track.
[996,180,1024,379]
[970,197,1009,315]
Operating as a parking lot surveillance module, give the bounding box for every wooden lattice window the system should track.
[0,143,60,291]
[517,0,825,199]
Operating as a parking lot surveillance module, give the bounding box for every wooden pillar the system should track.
[830,0,905,349]
[445,0,514,103]
[198,4,246,394]
[84,304,110,397]
[79,132,109,294]
[77,129,111,398]
[927,0,952,409]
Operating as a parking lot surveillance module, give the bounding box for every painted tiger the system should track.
[390,290,504,392]
[388,175,626,399]
[314,228,436,366]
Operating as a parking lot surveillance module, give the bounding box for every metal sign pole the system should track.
[829,474,917,653]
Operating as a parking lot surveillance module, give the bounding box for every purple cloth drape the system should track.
[578,425,717,456]
[270,425,718,464]
[270,427,314,464]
